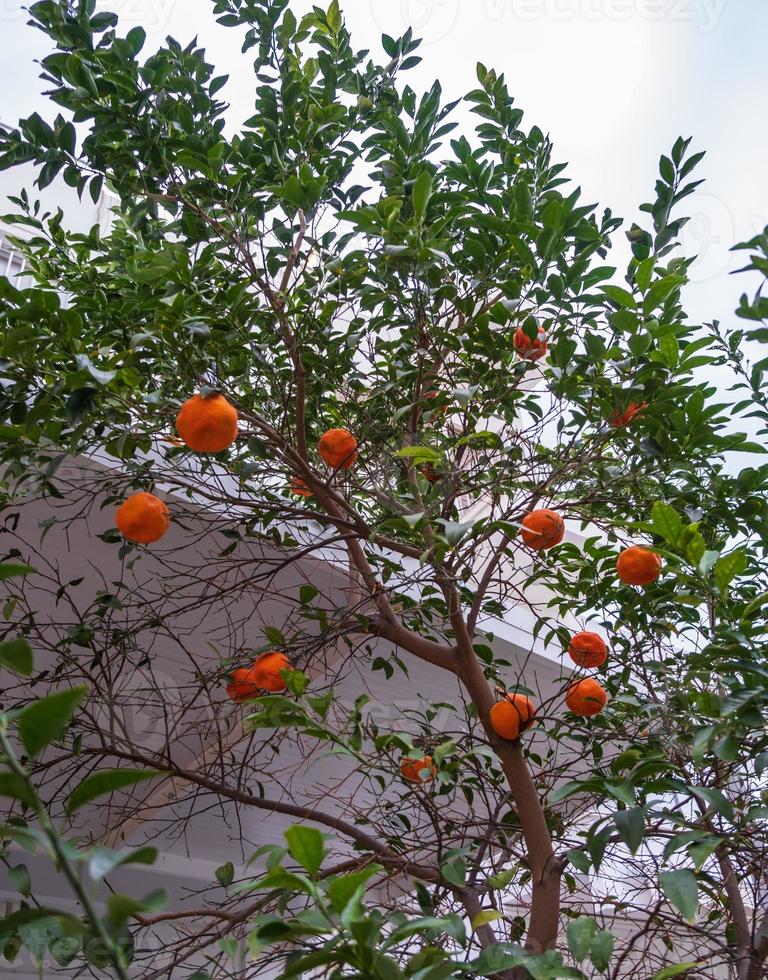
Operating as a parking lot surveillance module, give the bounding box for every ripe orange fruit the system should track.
[226,666,261,703]
[425,391,449,416]
[251,651,291,692]
[566,678,608,717]
[611,401,647,428]
[115,492,170,544]
[318,428,358,470]
[513,325,547,361]
[521,509,565,550]
[226,651,291,700]
[175,393,238,453]
[289,477,313,497]
[568,631,608,669]
[489,693,536,741]
[617,546,662,586]
[400,755,437,783]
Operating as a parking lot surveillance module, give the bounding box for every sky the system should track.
[1,0,767,329]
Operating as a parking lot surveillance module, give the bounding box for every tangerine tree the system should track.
[0,1,767,978]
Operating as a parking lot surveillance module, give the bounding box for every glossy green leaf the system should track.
[18,686,88,757]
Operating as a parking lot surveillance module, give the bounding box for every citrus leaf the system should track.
[67,768,166,815]
[284,825,325,876]
[0,637,33,676]
[659,869,698,921]
[18,686,88,757]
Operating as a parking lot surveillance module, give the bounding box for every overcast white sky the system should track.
[1,0,766,328]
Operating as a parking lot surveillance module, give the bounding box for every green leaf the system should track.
[75,354,116,385]
[591,930,615,972]
[126,26,146,55]
[263,625,286,646]
[327,866,381,915]
[106,888,167,928]
[67,767,164,814]
[216,861,235,887]
[613,808,645,855]
[714,549,747,594]
[659,869,699,921]
[698,550,720,576]
[7,863,31,897]
[688,837,722,871]
[393,446,442,465]
[688,785,733,820]
[49,935,81,967]
[684,530,706,565]
[651,501,682,545]
[602,285,637,309]
[284,825,325,876]
[742,592,768,620]
[0,563,35,581]
[658,333,680,368]
[0,906,80,937]
[284,669,308,696]
[88,845,158,881]
[327,0,341,32]
[440,857,466,886]
[645,276,686,312]
[713,735,739,763]
[0,637,33,676]
[472,909,503,929]
[411,170,434,222]
[567,849,590,874]
[652,964,702,979]
[18,686,88,757]
[486,867,517,888]
[567,916,597,962]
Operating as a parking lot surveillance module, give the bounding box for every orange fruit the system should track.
[175,393,238,453]
[566,678,608,717]
[425,391,449,416]
[611,401,647,428]
[251,651,291,692]
[521,509,565,550]
[568,631,608,669]
[115,492,170,544]
[400,755,437,783]
[226,666,261,703]
[513,325,547,361]
[489,693,536,741]
[318,428,358,470]
[617,546,661,586]
[289,477,313,498]
[226,651,291,700]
